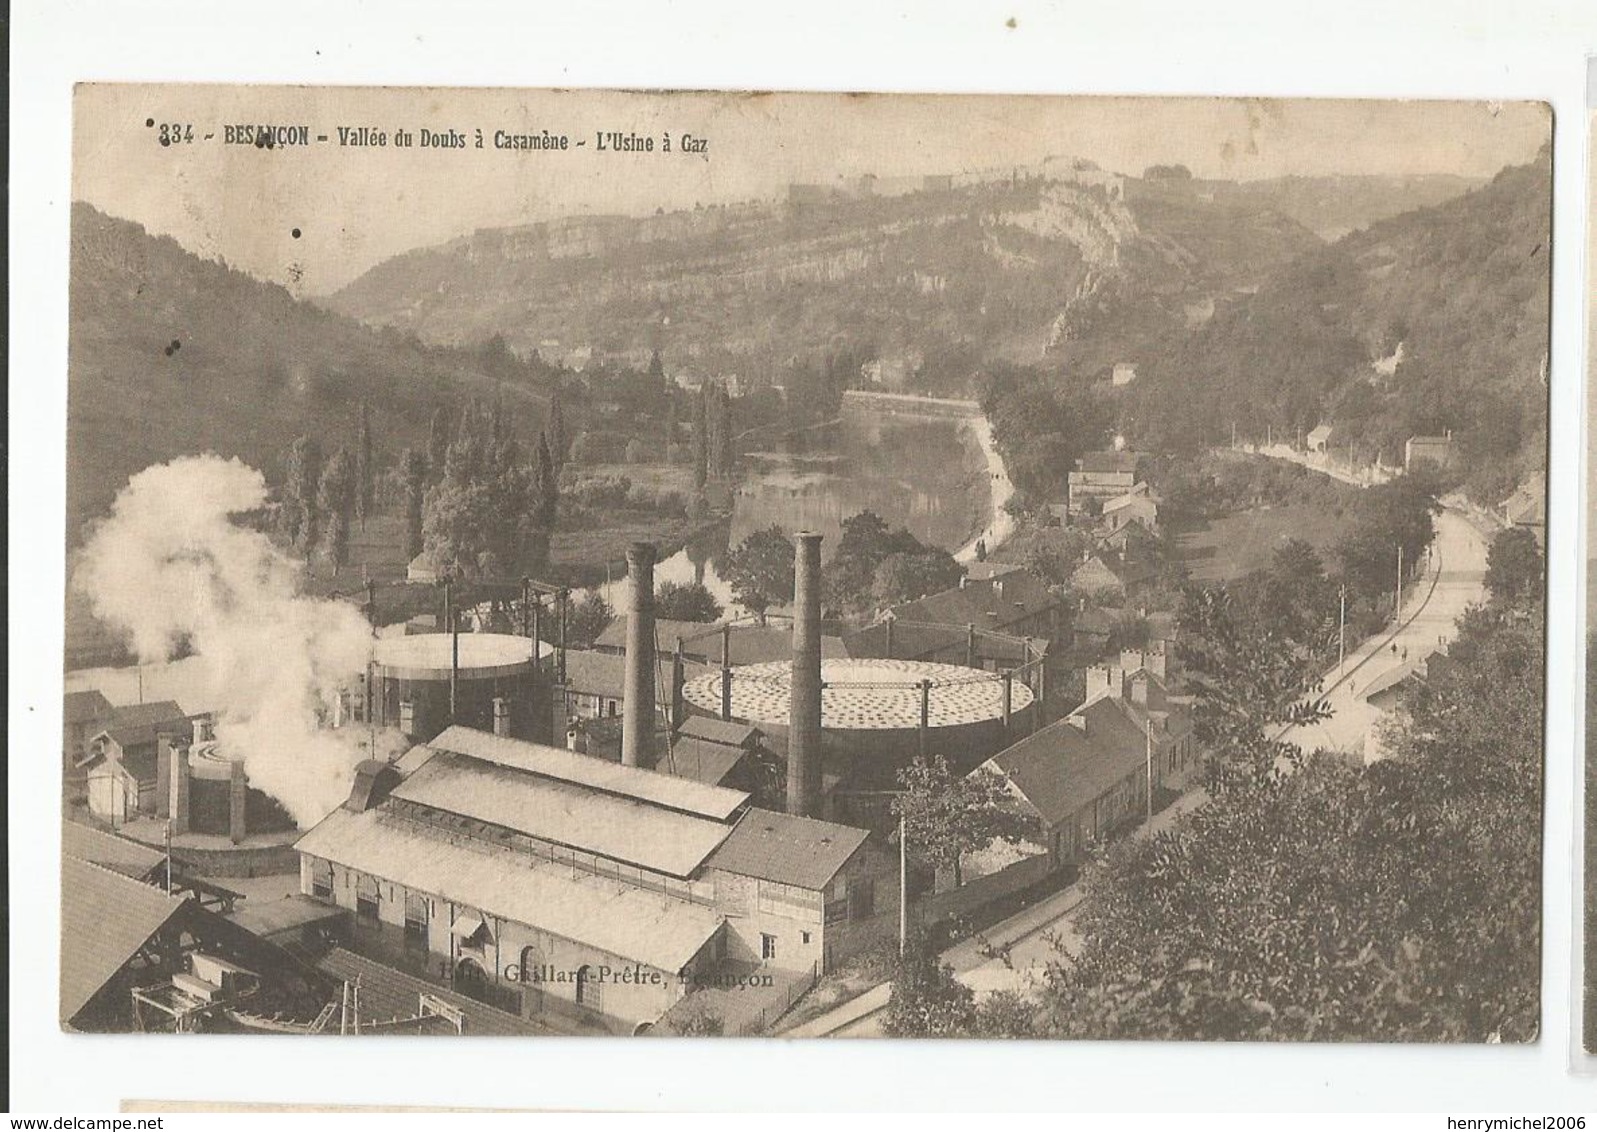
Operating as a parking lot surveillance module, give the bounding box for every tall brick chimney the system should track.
[788,531,824,818]
[621,542,657,768]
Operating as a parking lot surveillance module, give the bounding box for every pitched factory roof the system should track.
[60,857,189,1024]
[63,689,113,726]
[706,808,870,891]
[62,821,166,880]
[297,807,725,973]
[429,726,749,822]
[677,715,761,749]
[658,737,748,788]
[985,697,1150,828]
[318,948,549,1036]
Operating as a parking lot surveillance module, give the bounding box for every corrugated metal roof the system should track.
[392,750,736,877]
[705,808,870,891]
[430,726,748,822]
[297,808,724,973]
[677,715,761,748]
[62,821,166,880]
[658,737,748,787]
[60,857,189,1024]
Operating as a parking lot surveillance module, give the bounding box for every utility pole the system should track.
[1395,545,1404,626]
[899,812,908,957]
[1145,718,1154,825]
[164,821,173,895]
[1338,585,1347,674]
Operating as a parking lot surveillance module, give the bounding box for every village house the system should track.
[1306,424,1334,453]
[78,701,193,824]
[1404,433,1453,471]
[969,658,1196,877]
[63,689,114,792]
[294,726,897,1036]
[1066,450,1142,517]
[1098,486,1159,538]
[1499,475,1546,549]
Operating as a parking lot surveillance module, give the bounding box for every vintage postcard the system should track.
[62,86,1549,1042]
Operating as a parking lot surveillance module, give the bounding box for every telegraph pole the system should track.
[1338,585,1347,674]
[1395,545,1404,626]
[1145,718,1154,825]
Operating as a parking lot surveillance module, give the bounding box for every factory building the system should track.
[77,701,193,823]
[295,726,897,1035]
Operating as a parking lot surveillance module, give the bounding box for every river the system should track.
[593,403,1008,617]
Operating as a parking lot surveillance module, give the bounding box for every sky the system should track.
[73,86,1550,295]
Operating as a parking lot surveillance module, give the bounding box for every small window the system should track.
[309,858,333,900]
[404,891,429,950]
[801,931,811,945]
[761,933,777,961]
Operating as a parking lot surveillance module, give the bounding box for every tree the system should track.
[422,403,538,579]
[398,447,427,562]
[532,432,559,531]
[353,401,375,529]
[871,550,965,608]
[1484,527,1542,605]
[1037,599,1542,1042]
[280,435,323,555]
[722,526,795,624]
[558,592,614,650]
[1017,525,1095,588]
[1176,584,1329,793]
[546,387,567,472]
[892,755,1031,888]
[691,386,709,491]
[655,580,724,623]
[824,510,932,613]
[427,404,453,484]
[316,447,357,573]
[882,930,979,1038]
[1334,473,1439,600]
[648,348,667,387]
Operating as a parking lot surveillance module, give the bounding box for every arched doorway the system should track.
[574,964,603,1013]
[453,957,491,1005]
[519,946,545,1018]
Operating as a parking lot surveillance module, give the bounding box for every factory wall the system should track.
[303,856,704,1034]
[375,668,548,745]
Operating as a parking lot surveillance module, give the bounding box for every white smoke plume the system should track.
[75,454,399,826]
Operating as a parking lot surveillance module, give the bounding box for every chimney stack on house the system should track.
[788,531,824,818]
[621,542,658,769]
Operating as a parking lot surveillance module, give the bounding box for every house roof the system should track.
[225,893,348,940]
[1075,451,1139,475]
[593,619,847,666]
[658,736,749,788]
[705,807,871,891]
[62,821,166,880]
[1102,491,1157,516]
[317,947,548,1036]
[1073,608,1118,636]
[986,697,1151,828]
[885,573,1059,635]
[60,857,190,1024]
[677,715,761,749]
[963,561,1026,582]
[1072,557,1126,593]
[298,807,724,973]
[559,649,714,704]
[1307,424,1334,443]
[96,701,191,750]
[64,689,113,726]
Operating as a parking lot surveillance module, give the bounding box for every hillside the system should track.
[1194,173,1485,240]
[323,173,1323,391]
[66,203,550,545]
[1123,151,1551,501]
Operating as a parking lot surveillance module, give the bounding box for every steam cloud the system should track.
[75,455,399,826]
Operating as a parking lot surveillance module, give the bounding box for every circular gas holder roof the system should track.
[682,657,1034,731]
[372,632,553,679]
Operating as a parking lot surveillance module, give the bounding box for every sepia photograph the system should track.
[59,85,1550,1044]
